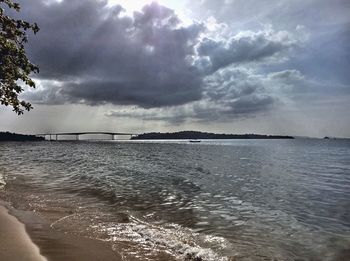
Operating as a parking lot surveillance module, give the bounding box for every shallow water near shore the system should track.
[1,139,350,260]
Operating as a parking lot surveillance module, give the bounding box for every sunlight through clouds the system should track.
[108,0,185,14]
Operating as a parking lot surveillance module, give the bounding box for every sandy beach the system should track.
[0,205,47,261]
[0,201,122,261]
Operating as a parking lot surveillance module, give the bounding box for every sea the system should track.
[0,139,349,260]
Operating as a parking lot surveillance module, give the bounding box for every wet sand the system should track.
[0,205,46,261]
[0,201,122,261]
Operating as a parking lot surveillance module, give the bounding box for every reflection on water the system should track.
[1,139,350,260]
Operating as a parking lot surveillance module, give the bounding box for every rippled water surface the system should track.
[1,139,350,260]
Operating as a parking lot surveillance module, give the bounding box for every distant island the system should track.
[131,131,294,140]
[0,132,44,141]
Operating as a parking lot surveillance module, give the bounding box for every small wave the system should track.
[0,173,6,189]
[97,214,232,261]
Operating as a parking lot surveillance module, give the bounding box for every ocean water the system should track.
[0,139,349,260]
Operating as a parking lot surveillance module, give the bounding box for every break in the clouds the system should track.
[3,0,349,137]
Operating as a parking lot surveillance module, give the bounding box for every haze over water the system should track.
[1,139,349,260]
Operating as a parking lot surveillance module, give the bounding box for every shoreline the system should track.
[0,176,178,261]
[0,175,208,261]
[0,200,122,261]
[0,204,47,261]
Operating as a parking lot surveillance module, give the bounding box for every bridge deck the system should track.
[37,132,138,136]
[36,132,139,140]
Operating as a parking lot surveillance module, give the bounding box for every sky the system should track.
[1,0,349,137]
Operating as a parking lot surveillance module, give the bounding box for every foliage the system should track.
[0,131,44,141]
[0,0,39,114]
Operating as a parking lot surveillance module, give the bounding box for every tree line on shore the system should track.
[0,132,44,141]
[132,131,294,140]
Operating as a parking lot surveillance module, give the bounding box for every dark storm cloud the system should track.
[18,0,204,107]
[107,68,280,123]
[16,0,303,121]
[62,78,202,107]
[107,93,275,123]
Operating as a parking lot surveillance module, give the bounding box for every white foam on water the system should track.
[96,214,233,260]
[0,173,6,189]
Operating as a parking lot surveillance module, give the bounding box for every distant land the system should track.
[131,131,294,140]
[0,132,44,141]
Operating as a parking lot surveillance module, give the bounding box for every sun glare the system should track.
[108,0,160,13]
[107,0,187,17]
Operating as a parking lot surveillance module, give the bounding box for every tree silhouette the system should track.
[0,0,39,114]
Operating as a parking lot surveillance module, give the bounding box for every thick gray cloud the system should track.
[18,0,205,107]
[196,29,297,73]
[106,67,306,123]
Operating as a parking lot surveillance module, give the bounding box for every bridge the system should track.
[36,132,139,141]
